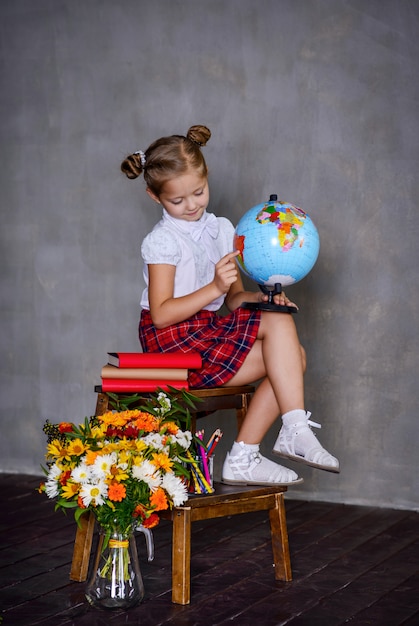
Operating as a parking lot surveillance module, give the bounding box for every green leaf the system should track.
[74,507,89,527]
[56,499,78,509]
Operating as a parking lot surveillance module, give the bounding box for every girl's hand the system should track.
[260,290,299,310]
[214,251,240,294]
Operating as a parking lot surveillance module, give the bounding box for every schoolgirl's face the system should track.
[147,171,209,222]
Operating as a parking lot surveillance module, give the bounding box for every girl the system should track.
[121,124,339,486]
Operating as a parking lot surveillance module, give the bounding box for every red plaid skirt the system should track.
[139,308,261,388]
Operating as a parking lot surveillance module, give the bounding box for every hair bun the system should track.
[187,125,211,147]
[121,153,143,179]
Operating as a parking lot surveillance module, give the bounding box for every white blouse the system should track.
[140,210,235,311]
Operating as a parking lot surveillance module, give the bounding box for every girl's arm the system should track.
[224,274,260,311]
[148,251,240,329]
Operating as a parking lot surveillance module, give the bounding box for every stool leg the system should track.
[235,391,252,431]
[69,393,109,581]
[171,507,192,604]
[269,492,292,581]
[95,392,109,416]
[70,510,95,581]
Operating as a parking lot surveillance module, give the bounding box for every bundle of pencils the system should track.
[187,428,223,495]
[204,428,222,458]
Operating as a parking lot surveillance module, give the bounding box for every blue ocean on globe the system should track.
[234,198,320,288]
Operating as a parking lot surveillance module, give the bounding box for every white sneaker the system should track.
[273,411,340,473]
[222,442,303,486]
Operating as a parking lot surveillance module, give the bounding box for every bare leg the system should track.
[235,378,279,444]
[226,312,305,441]
[222,311,338,481]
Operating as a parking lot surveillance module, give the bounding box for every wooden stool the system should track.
[164,482,291,604]
[69,386,293,603]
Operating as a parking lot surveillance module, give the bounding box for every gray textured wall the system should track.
[1,0,418,510]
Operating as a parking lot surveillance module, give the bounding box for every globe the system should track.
[234,195,320,312]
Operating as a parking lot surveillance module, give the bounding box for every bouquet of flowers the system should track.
[40,390,196,535]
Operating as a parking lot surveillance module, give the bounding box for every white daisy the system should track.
[132,459,162,490]
[174,430,192,450]
[161,473,188,506]
[79,480,108,507]
[71,462,92,484]
[142,433,167,452]
[47,462,62,480]
[91,452,117,480]
[44,463,62,498]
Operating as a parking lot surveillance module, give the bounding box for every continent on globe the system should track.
[234,196,320,313]
[256,203,305,251]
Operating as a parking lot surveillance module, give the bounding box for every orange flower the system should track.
[59,422,74,433]
[99,411,129,428]
[164,422,179,434]
[77,495,86,509]
[108,482,126,502]
[143,513,160,529]
[150,487,168,511]
[59,470,72,486]
[84,450,99,465]
[133,503,146,519]
[134,412,160,433]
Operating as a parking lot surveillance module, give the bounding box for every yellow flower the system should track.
[103,442,119,453]
[151,452,173,472]
[61,481,80,499]
[107,464,129,483]
[105,439,134,453]
[90,425,106,439]
[67,438,88,457]
[119,438,132,450]
[134,439,147,453]
[47,440,71,462]
[100,443,117,455]
[118,450,131,465]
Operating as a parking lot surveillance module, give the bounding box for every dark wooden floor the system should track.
[1,474,419,626]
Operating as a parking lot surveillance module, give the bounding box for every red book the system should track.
[101,378,190,392]
[107,352,202,369]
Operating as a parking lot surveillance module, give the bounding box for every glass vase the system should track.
[85,524,145,610]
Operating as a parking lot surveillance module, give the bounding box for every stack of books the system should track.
[100,351,202,392]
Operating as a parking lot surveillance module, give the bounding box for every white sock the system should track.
[281,409,307,426]
[230,440,259,457]
[281,409,319,457]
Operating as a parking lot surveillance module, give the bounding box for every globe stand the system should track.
[242,283,298,314]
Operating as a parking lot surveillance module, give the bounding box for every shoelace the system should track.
[306,411,322,430]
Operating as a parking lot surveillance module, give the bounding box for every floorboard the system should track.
[1,474,418,625]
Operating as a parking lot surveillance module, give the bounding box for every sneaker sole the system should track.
[272,449,340,473]
[221,476,304,487]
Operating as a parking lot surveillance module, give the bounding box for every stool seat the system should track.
[94,384,255,430]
